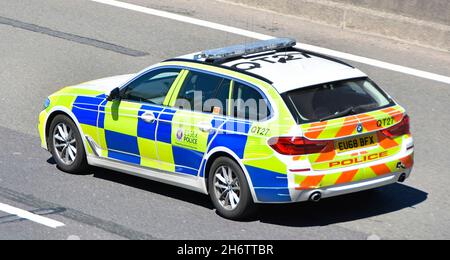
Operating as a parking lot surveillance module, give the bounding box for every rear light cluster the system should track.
[269,115,410,156]
[268,137,331,155]
[381,115,410,138]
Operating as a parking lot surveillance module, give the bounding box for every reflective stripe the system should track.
[302,105,406,140]
[227,80,234,117]
[335,169,358,185]
[296,175,324,190]
[294,153,414,189]
[166,69,189,107]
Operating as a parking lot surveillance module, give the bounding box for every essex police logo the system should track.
[356,123,363,133]
[176,128,184,141]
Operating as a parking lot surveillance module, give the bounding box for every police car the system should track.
[38,38,414,219]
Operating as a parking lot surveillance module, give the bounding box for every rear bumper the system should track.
[284,137,415,203]
[251,145,414,203]
[290,169,411,202]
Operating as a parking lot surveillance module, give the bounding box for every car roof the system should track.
[173,48,367,93]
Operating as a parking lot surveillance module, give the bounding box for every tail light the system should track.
[381,115,410,138]
[268,137,331,155]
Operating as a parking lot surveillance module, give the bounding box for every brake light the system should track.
[268,137,331,155]
[381,115,410,138]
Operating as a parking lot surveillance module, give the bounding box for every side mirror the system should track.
[106,87,120,101]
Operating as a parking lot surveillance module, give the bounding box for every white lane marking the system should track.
[67,235,81,240]
[0,202,65,228]
[296,43,450,85]
[90,0,450,85]
[91,0,271,40]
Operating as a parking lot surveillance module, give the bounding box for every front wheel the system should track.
[48,114,88,174]
[208,157,256,220]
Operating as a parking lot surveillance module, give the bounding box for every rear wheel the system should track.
[48,115,88,174]
[208,157,256,220]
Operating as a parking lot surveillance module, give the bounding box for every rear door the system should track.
[162,70,231,176]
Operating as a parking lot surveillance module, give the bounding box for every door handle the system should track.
[198,121,213,133]
[141,112,156,123]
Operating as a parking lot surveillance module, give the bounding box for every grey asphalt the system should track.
[0,0,449,240]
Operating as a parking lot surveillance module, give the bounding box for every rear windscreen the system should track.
[283,77,394,124]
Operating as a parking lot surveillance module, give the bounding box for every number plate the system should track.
[335,134,378,153]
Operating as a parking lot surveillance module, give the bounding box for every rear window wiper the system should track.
[353,103,378,112]
[320,106,356,121]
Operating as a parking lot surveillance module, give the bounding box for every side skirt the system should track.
[87,156,208,195]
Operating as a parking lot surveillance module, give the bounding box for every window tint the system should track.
[284,77,393,123]
[122,68,181,105]
[175,71,230,115]
[232,82,270,121]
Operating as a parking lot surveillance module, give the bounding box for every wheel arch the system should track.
[202,147,258,203]
[44,106,90,157]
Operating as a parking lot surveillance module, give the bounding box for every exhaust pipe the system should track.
[309,191,322,202]
[398,173,406,183]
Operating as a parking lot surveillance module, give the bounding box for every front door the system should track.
[97,67,184,167]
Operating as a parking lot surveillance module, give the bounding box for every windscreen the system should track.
[283,77,394,123]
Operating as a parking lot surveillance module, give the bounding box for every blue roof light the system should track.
[195,38,296,61]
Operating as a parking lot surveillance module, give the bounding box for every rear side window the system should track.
[175,70,231,115]
[232,81,271,121]
[284,77,394,123]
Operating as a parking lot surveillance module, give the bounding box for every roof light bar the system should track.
[194,38,296,61]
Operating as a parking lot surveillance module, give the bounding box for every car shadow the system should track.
[255,184,427,227]
[89,166,215,210]
[54,159,427,226]
[46,157,56,165]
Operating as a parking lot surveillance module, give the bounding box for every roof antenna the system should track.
[278,51,287,63]
[278,44,288,63]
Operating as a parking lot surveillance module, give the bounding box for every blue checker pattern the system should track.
[96,98,109,129]
[246,165,292,201]
[207,117,227,144]
[72,96,105,127]
[108,150,140,165]
[105,130,141,165]
[198,159,207,177]
[137,104,164,140]
[172,146,203,176]
[208,120,251,159]
[222,120,252,134]
[98,101,107,129]
[175,165,198,176]
[246,165,288,188]
[254,188,291,202]
[105,130,139,154]
[157,108,176,144]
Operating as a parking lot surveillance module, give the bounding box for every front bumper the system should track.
[38,110,48,150]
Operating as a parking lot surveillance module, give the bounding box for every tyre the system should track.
[48,114,88,174]
[208,156,256,220]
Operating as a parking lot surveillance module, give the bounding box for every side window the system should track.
[122,68,181,105]
[232,81,271,121]
[175,71,230,115]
